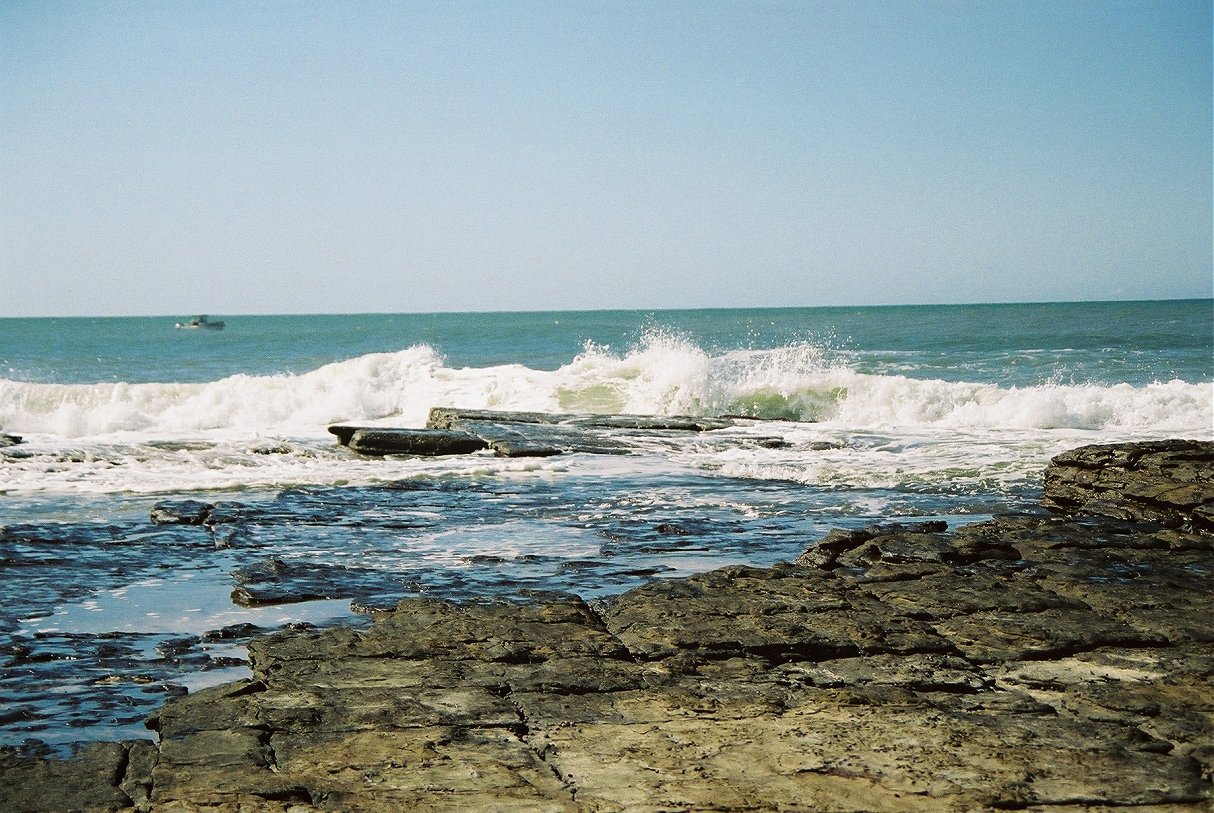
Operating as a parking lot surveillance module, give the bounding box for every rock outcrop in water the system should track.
[1,440,1212,811]
[330,407,742,458]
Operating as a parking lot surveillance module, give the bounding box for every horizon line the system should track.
[3,295,1212,321]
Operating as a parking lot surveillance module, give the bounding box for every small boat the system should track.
[175,315,225,330]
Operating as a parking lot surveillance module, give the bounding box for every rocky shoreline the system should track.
[2,439,1212,811]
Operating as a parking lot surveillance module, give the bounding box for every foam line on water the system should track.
[4,333,1210,438]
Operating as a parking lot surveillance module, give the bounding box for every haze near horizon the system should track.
[1,1,1210,318]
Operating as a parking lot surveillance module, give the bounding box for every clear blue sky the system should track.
[2,0,1210,316]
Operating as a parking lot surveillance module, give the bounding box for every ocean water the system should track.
[1,300,1211,749]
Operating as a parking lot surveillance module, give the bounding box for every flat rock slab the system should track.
[426,408,735,432]
[330,408,740,458]
[330,427,490,456]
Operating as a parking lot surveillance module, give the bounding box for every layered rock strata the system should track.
[1,440,1211,811]
[1043,438,1214,530]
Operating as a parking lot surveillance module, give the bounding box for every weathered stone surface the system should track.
[1043,439,1214,529]
[0,432,22,448]
[2,441,1212,811]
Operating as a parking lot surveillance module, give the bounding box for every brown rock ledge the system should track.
[1043,438,1214,530]
[2,441,1212,811]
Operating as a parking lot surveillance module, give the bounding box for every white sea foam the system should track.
[1,334,1209,496]
[3,335,1208,436]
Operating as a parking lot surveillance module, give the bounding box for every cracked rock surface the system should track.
[2,440,1212,811]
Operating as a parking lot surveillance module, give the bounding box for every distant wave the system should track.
[1,335,1211,439]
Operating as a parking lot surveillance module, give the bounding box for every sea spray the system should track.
[549,331,842,419]
[554,331,714,414]
[2,336,1210,440]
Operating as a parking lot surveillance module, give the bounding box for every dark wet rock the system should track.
[0,433,21,447]
[199,502,254,527]
[325,424,360,445]
[345,427,489,456]
[329,423,491,456]
[201,622,269,642]
[248,442,293,455]
[2,441,1212,810]
[149,498,214,525]
[830,527,1021,572]
[349,597,406,614]
[154,636,198,658]
[481,435,565,458]
[795,520,952,569]
[1043,438,1214,530]
[0,522,208,548]
[230,557,406,607]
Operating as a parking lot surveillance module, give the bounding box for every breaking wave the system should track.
[1,333,1210,440]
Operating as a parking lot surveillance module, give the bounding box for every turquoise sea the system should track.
[3,300,1210,386]
[0,300,1211,749]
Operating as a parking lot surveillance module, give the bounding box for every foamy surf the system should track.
[3,335,1209,437]
[1,334,1208,497]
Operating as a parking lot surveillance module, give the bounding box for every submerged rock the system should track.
[149,499,214,525]
[230,557,415,607]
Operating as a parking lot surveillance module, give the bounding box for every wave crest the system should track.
[1,334,1210,439]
